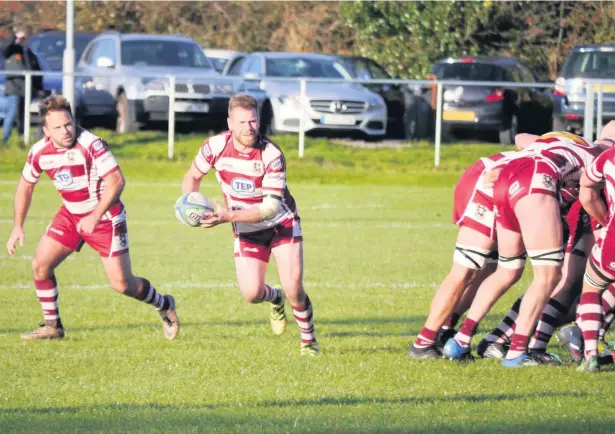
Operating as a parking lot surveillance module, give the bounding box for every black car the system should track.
[335,55,408,138]
[28,31,96,71]
[411,56,553,144]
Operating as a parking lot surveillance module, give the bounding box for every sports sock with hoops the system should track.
[484,296,523,345]
[415,327,437,348]
[35,275,62,327]
[453,317,478,348]
[261,284,282,304]
[528,298,569,352]
[600,312,614,342]
[292,295,316,345]
[579,292,603,358]
[506,333,529,360]
[139,278,168,310]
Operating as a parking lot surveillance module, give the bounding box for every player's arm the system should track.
[91,168,125,220]
[201,196,280,227]
[6,177,36,255]
[579,172,608,226]
[182,163,205,194]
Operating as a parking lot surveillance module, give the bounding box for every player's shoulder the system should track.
[259,135,284,164]
[203,131,231,156]
[27,136,50,156]
[76,128,106,151]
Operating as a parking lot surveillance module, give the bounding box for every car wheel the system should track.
[552,116,567,132]
[499,114,518,145]
[116,93,139,134]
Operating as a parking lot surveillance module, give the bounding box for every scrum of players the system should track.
[409,123,615,371]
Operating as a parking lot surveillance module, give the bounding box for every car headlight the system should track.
[278,95,302,109]
[213,83,234,94]
[367,95,385,109]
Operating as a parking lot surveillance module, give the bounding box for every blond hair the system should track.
[228,94,258,116]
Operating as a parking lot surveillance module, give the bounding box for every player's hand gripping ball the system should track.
[174,192,214,227]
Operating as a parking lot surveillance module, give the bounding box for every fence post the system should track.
[24,72,32,145]
[434,81,443,168]
[583,81,595,142]
[596,82,604,139]
[168,75,176,160]
[298,79,306,158]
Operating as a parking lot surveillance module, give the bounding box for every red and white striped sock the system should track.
[454,317,478,348]
[579,292,603,358]
[506,333,529,360]
[292,296,316,345]
[528,298,569,352]
[414,327,437,348]
[485,296,523,345]
[35,276,60,324]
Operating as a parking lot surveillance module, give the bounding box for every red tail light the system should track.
[565,114,580,120]
[554,77,566,96]
[460,57,475,63]
[485,88,504,102]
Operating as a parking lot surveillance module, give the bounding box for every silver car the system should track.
[223,52,387,138]
[77,32,234,132]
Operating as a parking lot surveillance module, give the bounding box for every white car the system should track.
[203,49,243,74]
[223,52,387,138]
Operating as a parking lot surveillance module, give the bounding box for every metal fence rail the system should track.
[4,71,613,166]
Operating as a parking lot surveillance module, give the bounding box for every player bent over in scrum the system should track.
[181,94,319,356]
[408,151,524,359]
[5,95,179,340]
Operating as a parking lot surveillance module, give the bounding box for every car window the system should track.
[29,34,94,71]
[352,59,372,81]
[434,63,503,81]
[563,50,615,78]
[517,65,536,83]
[81,41,98,65]
[208,56,227,73]
[265,57,350,79]
[227,56,246,75]
[91,39,116,67]
[366,59,390,79]
[121,40,212,68]
[244,57,262,75]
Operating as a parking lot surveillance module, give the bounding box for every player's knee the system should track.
[498,252,527,270]
[453,244,492,270]
[109,278,130,294]
[241,286,264,304]
[31,258,54,280]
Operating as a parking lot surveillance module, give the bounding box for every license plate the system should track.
[174,101,210,113]
[320,114,356,126]
[593,84,615,93]
[443,110,476,122]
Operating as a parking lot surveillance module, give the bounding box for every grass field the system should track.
[0,132,613,433]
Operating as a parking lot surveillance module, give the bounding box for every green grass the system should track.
[0,132,613,433]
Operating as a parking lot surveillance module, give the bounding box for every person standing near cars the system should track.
[2,27,43,144]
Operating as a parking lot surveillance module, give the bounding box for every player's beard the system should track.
[234,130,257,148]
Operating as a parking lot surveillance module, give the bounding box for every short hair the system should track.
[228,94,258,116]
[39,95,72,125]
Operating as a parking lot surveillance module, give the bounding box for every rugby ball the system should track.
[174,192,214,227]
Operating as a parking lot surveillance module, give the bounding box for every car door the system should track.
[77,38,116,115]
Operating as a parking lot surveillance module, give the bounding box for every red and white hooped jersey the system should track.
[21,128,123,219]
[494,132,602,186]
[585,147,615,215]
[193,131,298,234]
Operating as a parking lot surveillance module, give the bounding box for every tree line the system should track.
[1,1,614,80]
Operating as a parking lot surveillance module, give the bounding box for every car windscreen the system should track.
[29,34,94,70]
[265,57,350,79]
[563,51,615,78]
[434,63,503,81]
[121,40,213,69]
[207,57,227,73]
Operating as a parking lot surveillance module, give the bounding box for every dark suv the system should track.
[552,44,615,134]
[409,56,552,144]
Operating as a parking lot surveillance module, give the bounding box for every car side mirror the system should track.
[96,56,115,68]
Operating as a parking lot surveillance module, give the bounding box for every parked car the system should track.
[552,44,615,135]
[28,31,96,71]
[410,56,553,144]
[222,52,387,139]
[76,31,235,132]
[203,49,242,73]
[334,55,407,138]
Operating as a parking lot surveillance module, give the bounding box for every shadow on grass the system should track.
[1,392,614,434]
